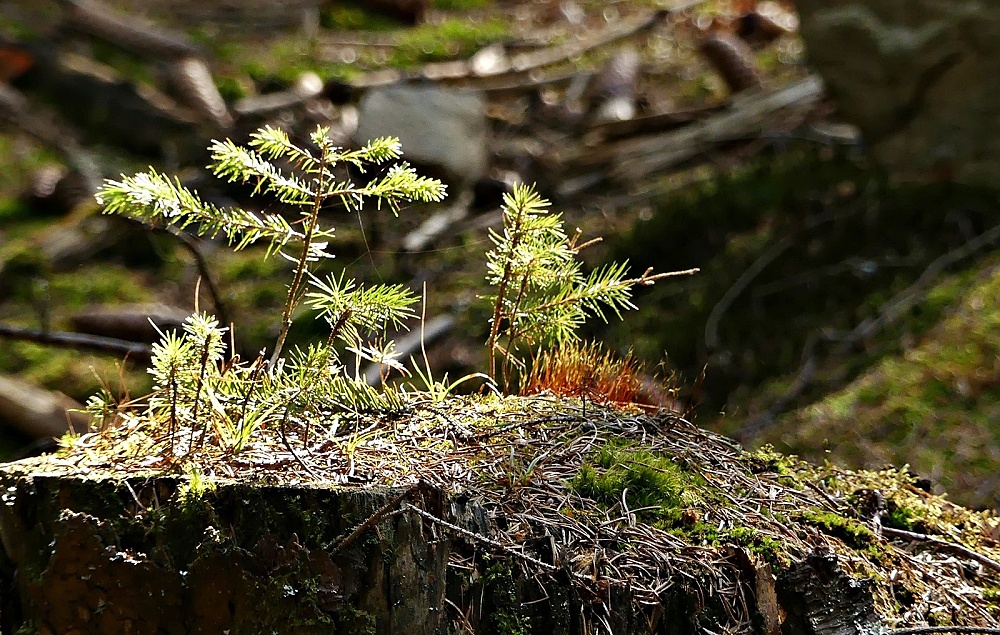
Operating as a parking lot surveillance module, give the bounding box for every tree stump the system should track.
[1,415,997,634]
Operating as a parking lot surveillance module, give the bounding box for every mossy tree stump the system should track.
[1,404,998,634]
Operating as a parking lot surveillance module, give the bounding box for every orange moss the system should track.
[521,342,676,409]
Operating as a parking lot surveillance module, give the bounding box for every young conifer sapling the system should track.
[87,125,694,460]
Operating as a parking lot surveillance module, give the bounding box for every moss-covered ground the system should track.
[603,146,1000,509]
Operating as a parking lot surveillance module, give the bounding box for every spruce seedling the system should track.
[95,125,445,455]
[88,125,691,461]
[99,125,446,363]
[483,183,691,386]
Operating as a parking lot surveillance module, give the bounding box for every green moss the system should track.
[336,606,376,635]
[215,75,251,102]
[799,510,875,548]
[482,561,529,635]
[881,501,922,533]
[390,18,509,67]
[744,445,801,480]
[722,526,786,566]
[571,441,701,524]
[177,465,218,505]
[984,586,1000,602]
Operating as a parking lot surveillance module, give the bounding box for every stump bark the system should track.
[0,473,450,634]
[0,466,891,634]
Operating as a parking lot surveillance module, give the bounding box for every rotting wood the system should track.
[530,75,824,197]
[582,104,724,144]
[0,477,451,635]
[2,401,998,632]
[63,0,232,128]
[607,75,824,182]
[776,550,882,635]
[11,48,200,157]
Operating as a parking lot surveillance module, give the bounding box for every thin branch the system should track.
[159,226,231,329]
[402,503,586,578]
[0,323,151,359]
[487,199,528,382]
[880,526,1000,574]
[704,238,792,351]
[277,393,323,480]
[271,151,329,365]
[329,483,422,557]
[530,267,699,314]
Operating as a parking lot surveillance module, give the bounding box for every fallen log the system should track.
[0,374,89,439]
[0,323,151,360]
[608,75,824,183]
[62,0,202,60]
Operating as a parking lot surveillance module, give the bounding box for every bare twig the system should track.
[277,393,323,481]
[705,210,843,351]
[0,322,151,359]
[403,502,584,577]
[705,238,792,351]
[880,526,1000,574]
[330,483,422,557]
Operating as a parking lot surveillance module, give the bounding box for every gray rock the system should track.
[797,0,1000,185]
[354,85,487,188]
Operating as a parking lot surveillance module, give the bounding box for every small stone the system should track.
[354,85,487,189]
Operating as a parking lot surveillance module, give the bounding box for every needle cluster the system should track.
[484,183,681,386]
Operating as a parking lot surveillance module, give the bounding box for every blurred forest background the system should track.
[2,0,1000,510]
